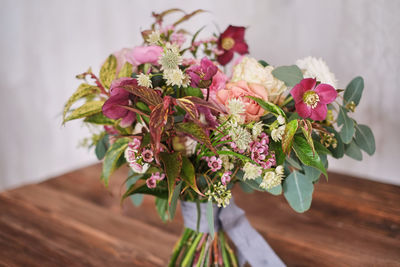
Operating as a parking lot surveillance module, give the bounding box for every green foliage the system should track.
[175,122,215,153]
[183,86,204,98]
[292,135,328,178]
[258,60,269,67]
[246,96,286,117]
[180,156,202,195]
[101,137,130,186]
[271,65,304,87]
[156,197,169,222]
[282,119,299,154]
[63,101,104,123]
[160,152,183,203]
[100,55,117,89]
[283,171,314,213]
[95,133,109,160]
[343,76,364,106]
[117,62,133,78]
[123,179,168,200]
[126,171,145,206]
[344,139,363,161]
[337,106,355,144]
[269,141,285,165]
[325,127,345,159]
[63,83,100,120]
[168,181,182,220]
[300,120,315,155]
[84,113,115,125]
[303,165,321,183]
[354,124,375,155]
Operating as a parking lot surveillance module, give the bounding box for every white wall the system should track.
[1,0,399,190]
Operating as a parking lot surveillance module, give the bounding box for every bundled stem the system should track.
[169,228,238,267]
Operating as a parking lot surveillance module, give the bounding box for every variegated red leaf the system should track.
[183,96,226,114]
[149,103,169,158]
[123,84,162,107]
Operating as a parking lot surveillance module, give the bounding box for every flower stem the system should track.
[168,228,192,267]
[181,232,204,267]
[281,95,293,107]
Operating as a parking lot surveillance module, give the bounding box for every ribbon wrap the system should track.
[180,198,286,267]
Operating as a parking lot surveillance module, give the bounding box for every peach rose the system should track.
[216,80,268,122]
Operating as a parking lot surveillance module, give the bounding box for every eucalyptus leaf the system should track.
[271,65,303,87]
[126,172,144,206]
[343,76,364,106]
[156,197,169,222]
[283,171,314,213]
[337,106,355,144]
[354,124,375,155]
[303,165,321,183]
[95,133,109,160]
[345,139,363,161]
[258,60,269,67]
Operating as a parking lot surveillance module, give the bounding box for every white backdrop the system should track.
[1,0,399,190]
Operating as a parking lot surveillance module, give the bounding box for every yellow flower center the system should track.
[221,37,235,50]
[303,91,320,108]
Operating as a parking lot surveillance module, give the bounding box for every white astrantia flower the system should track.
[181,74,191,88]
[220,147,234,171]
[231,57,287,98]
[260,171,282,189]
[227,98,246,117]
[158,48,182,70]
[296,56,338,88]
[228,124,252,150]
[252,121,264,138]
[242,162,262,180]
[271,125,285,142]
[184,136,197,156]
[277,115,285,125]
[137,73,153,88]
[147,30,161,45]
[163,68,185,87]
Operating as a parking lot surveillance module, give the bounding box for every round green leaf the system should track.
[283,171,314,213]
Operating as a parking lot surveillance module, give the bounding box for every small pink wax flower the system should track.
[141,149,154,163]
[221,171,232,186]
[151,172,165,181]
[146,177,157,189]
[128,138,141,151]
[208,156,222,172]
[290,78,337,121]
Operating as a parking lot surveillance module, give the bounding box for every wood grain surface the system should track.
[0,164,399,267]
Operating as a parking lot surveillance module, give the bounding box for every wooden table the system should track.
[0,164,399,266]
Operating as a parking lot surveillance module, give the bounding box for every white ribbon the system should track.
[180,198,286,267]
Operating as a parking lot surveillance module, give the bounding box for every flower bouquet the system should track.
[63,9,375,267]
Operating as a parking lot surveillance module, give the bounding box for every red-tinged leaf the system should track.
[160,152,183,203]
[301,120,315,156]
[152,8,185,25]
[149,103,169,157]
[117,105,150,117]
[183,96,225,114]
[175,122,217,154]
[173,9,206,26]
[123,84,162,106]
[181,156,203,196]
[176,98,199,121]
[282,119,299,154]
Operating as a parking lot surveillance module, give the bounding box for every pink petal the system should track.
[290,84,306,103]
[300,78,317,91]
[295,101,312,118]
[309,103,328,121]
[249,83,268,101]
[120,111,136,127]
[315,84,337,104]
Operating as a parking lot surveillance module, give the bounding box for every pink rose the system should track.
[216,80,268,122]
[127,45,163,66]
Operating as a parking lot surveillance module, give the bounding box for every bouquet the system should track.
[63,9,375,267]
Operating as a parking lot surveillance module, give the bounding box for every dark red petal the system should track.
[309,103,328,121]
[299,78,317,91]
[217,51,234,66]
[230,26,246,42]
[290,83,306,103]
[315,84,337,104]
[233,42,248,54]
[295,101,312,118]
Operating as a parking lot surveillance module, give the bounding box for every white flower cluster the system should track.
[227,98,246,122]
[227,121,252,151]
[147,30,161,45]
[259,165,285,189]
[296,56,338,88]
[137,73,152,88]
[271,115,286,142]
[242,162,262,180]
[158,43,190,87]
[231,57,287,98]
[205,182,232,208]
